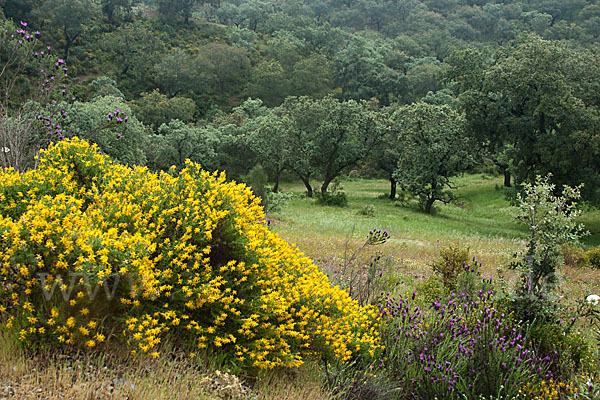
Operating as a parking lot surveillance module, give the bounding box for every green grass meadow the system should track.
[270,174,600,300]
[272,175,525,269]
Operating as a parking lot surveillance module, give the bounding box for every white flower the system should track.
[586,294,600,305]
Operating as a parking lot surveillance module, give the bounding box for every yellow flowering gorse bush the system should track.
[0,138,379,369]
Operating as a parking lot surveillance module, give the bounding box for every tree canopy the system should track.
[393,102,474,214]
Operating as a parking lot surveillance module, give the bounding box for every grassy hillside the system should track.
[272,174,526,270]
[271,174,600,308]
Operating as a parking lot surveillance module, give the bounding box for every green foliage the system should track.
[513,175,587,294]
[262,188,293,214]
[413,276,446,305]
[333,36,407,106]
[430,243,470,290]
[64,95,148,166]
[528,323,594,380]
[392,102,474,214]
[508,175,587,326]
[35,0,100,60]
[245,105,286,192]
[275,96,383,198]
[357,204,375,217]
[317,180,348,207]
[197,43,250,99]
[150,119,219,172]
[101,0,134,24]
[132,90,196,131]
[153,48,197,98]
[245,164,268,208]
[157,0,202,25]
[449,37,600,202]
[89,76,124,100]
[99,21,167,97]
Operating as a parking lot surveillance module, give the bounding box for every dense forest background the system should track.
[1,0,599,207]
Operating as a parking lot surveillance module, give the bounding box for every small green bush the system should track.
[264,189,293,214]
[317,180,348,207]
[430,243,470,290]
[528,323,594,380]
[318,191,348,207]
[357,204,375,217]
[587,246,600,269]
[413,276,446,304]
[245,164,269,207]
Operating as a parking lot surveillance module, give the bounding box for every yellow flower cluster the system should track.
[522,378,578,399]
[0,138,379,369]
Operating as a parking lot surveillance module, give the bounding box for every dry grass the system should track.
[0,332,241,400]
[254,363,335,400]
[0,330,335,400]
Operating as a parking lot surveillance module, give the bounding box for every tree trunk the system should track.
[272,169,280,193]
[321,177,333,196]
[106,7,115,24]
[62,28,80,62]
[493,159,511,188]
[301,177,313,198]
[424,197,435,214]
[504,169,511,188]
[64,39,71,61]
[389,177,396,200]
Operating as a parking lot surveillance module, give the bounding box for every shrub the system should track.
[528,323,593,381]
[0,138,379,371]
[317,192,348,207]
[512,175,586,295]
[264,188,293,214]
[586,246,600,269]
[413,276,446,305]
[244,164,268,207]
[561,244,589,269]
[357,204,375,217]
[509,175,587,325]
[317,180,348,207]
[430,243,470,290]
[378,269,551,399]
